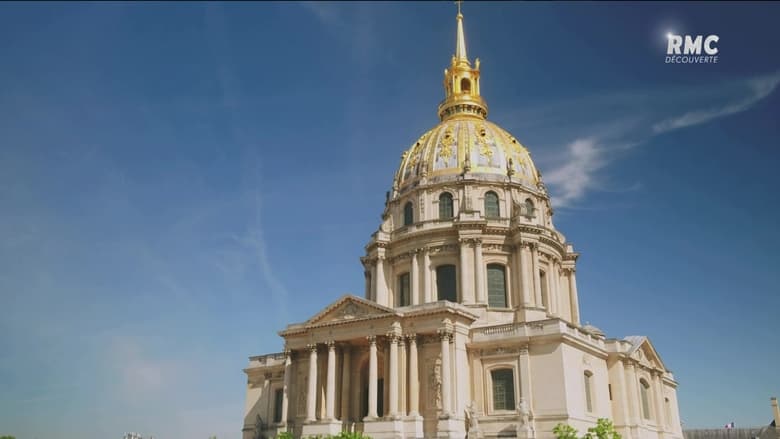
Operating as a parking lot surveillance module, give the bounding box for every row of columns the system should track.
[365,334,423,419]
[297,334,426,424]
[367,241,581,325]
[621,360,668,430]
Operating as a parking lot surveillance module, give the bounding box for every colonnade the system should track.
[367,240,580,325]
[286,330,454,426]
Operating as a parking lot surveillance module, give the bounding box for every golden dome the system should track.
[393,8,540,193]
[395,118,540,191]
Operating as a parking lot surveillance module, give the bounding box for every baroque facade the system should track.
[243,8,684,439]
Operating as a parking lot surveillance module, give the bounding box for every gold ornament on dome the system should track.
[475,122,493,160]
[439,127,456,160]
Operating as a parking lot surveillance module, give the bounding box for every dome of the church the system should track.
[391,11,540,194]
[395,118,540,191]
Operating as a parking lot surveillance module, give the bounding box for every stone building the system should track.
[243,8,684,439]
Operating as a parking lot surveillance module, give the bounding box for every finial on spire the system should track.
[438,0,487,121]
[454,1,468,61]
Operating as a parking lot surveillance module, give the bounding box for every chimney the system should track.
[772,397,780,427]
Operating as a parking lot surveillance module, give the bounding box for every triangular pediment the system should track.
[306,295,398,326]
[626,336,667,371]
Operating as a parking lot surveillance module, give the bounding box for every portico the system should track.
[268,296,476,439]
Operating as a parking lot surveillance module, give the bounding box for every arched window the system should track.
[398,272,411,306]
[485,191,500,218]
[403,202,414,226]
[436,265,457,302]
[640,379,652,419]
[461,77,471,93]
[487,264,507,308]
[439,192,454,219]
[584,371,594,412]
[491,369,516,411]
[539,270,548,308]
[524,198,535,219]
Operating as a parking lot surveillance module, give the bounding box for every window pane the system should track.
[404,202,414,226]
[487,264,507,308]
[491,369,516,410]
[436,265,457,302]
[485,192,500,218]
[273,388,284,423]
[399,273,411,306]
[439,193,454,219]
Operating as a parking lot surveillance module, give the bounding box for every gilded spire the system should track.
[437,3,488,121]
[455,4,467,61]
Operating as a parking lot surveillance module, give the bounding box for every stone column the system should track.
[407,334,420,416]
[423,248,431,303]
[531,244,542,307]
[375,255,387,306]
[459,239,471,303]
[281,349,292,426]
[568,268,581,325]
[388,334,400,417]
[653,372,666,432]
[613,359,631,431]
[518,346,533,408]
[263,372,272,424]
[474,239,486,304]
[551,261,560,316]
[399,336,407,416]
[519,244,532,306]
[306,344,318,422]
[439,330,453,416]
[366,336,378,419]
[340,346,351,422]
[625,361,640,425]
[771,397,780,428]
[326,341,337,420]
[411,250,420,305]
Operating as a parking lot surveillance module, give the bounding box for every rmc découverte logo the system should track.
[665,33,719,64]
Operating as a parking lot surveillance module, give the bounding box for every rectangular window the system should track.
[491,369,516,411]
[399,272,411,306]
[273,388,284,423]
[540,270,548,308]
[436,265,457,302]
[487,264,507,308]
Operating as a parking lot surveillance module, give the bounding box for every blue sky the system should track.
[1,2,779,438]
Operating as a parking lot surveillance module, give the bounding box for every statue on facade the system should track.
[516,397,535,438]
[429,357,443,409]
[466,401,483,439]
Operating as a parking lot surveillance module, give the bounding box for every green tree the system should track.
[1,435,17,439]
[553,419,621,439]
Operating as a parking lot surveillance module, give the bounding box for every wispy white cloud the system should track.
[298,2,343,28]
[106,336,174,402]
[236,191,290,318]
[542,71,780,208]
[545,138,607,208]
[653,71,780,133]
